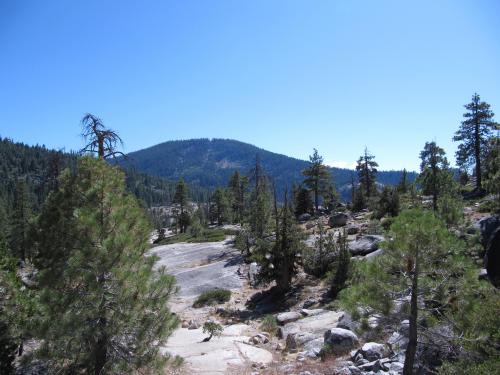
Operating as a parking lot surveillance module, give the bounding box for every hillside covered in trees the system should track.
[119,139,418,200]
[0,137,209,219]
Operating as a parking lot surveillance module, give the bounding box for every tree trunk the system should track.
[403,254,419,375]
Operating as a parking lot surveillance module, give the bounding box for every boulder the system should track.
[285,334,297,352]
[485,226,500,287]
[298,213,312,222]
[248,262,260,287]
[278,310,344,340]
[348,235,384,256]
[303,338,324,358]
[336,312,359,332]
[474,215,500,247]
[302,298,318,309]
[323,328,359,354]
[360,342,386,361]
[276,311,302,325]
[364,248,384,259]
[346,224,360,235]
[387,331,408,352]
[329,213,348,227]
[301,308,325,317]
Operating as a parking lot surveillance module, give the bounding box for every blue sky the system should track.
[1,0,499,171]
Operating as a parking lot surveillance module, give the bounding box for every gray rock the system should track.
[323,328,359,354]
[364,248,385,259]
[485,226,500,287]
[285,333,298,352]
[301,308,325,317]
[302,298,318,309]
[330,213,349,227]
[346,224,360,235]
[360,342,386,361]
[295,332,318,346]
[249,262,260,287]
[389,361,404,373]
[336,312,359,332]
[298,213,312,222]
[358,359,383,372]
[348,235,384,256]
[304,338,324,357]
[387,332,409,352]
[399,320,410,336]
[187,320,200,330]
[279,310,344,339]
[474,215,500,246]
[277,311,302,325]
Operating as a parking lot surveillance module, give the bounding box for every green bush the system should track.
[260,314,278,336]
[193,288,231,308]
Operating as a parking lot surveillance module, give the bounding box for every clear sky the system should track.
[1,0,499,171]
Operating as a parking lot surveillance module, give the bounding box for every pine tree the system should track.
[397,168,409,193]
[417,141,452,211]
[256,191,303,294]
[249,155,271,239]
[174,178,189,233]
[453,93,496,192]
[356,147,378,198]
[211,188,230,226]
[303,149,332,213]
[0,238,17,375]
[35,157,179,374]
[484,132,500,211]
[228,171,248,224]
[329,230,350,298]
[8,180,31,261]
[294,185,313,217]
[340,210,470,375]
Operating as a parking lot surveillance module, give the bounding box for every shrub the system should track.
[193,288,231,308]
[260,314,278,336]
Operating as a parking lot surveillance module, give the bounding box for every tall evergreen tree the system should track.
[356,147,378,197]
[211,188,230,226]
[484,131,500,211]
[340,210,471,375]
[303,149,332,213]
[417,141,452,211]
[35,158,179,374]
[228,171,248,224]
[8,180,31,261]
[397,168,409,193]
[249,155,271,239]
[256,191,303,294]
[293,185,313,217]
[174,178,189,233]
[453,93,496,191]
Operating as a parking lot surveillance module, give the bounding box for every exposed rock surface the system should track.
[163,324,273,374]
[150,239,243,297]
[348,235,384,256]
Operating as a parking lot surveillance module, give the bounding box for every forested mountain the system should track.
[120,138,417,200]
[0,137,208,219]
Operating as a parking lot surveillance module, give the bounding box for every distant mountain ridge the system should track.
[122,138,417,201]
